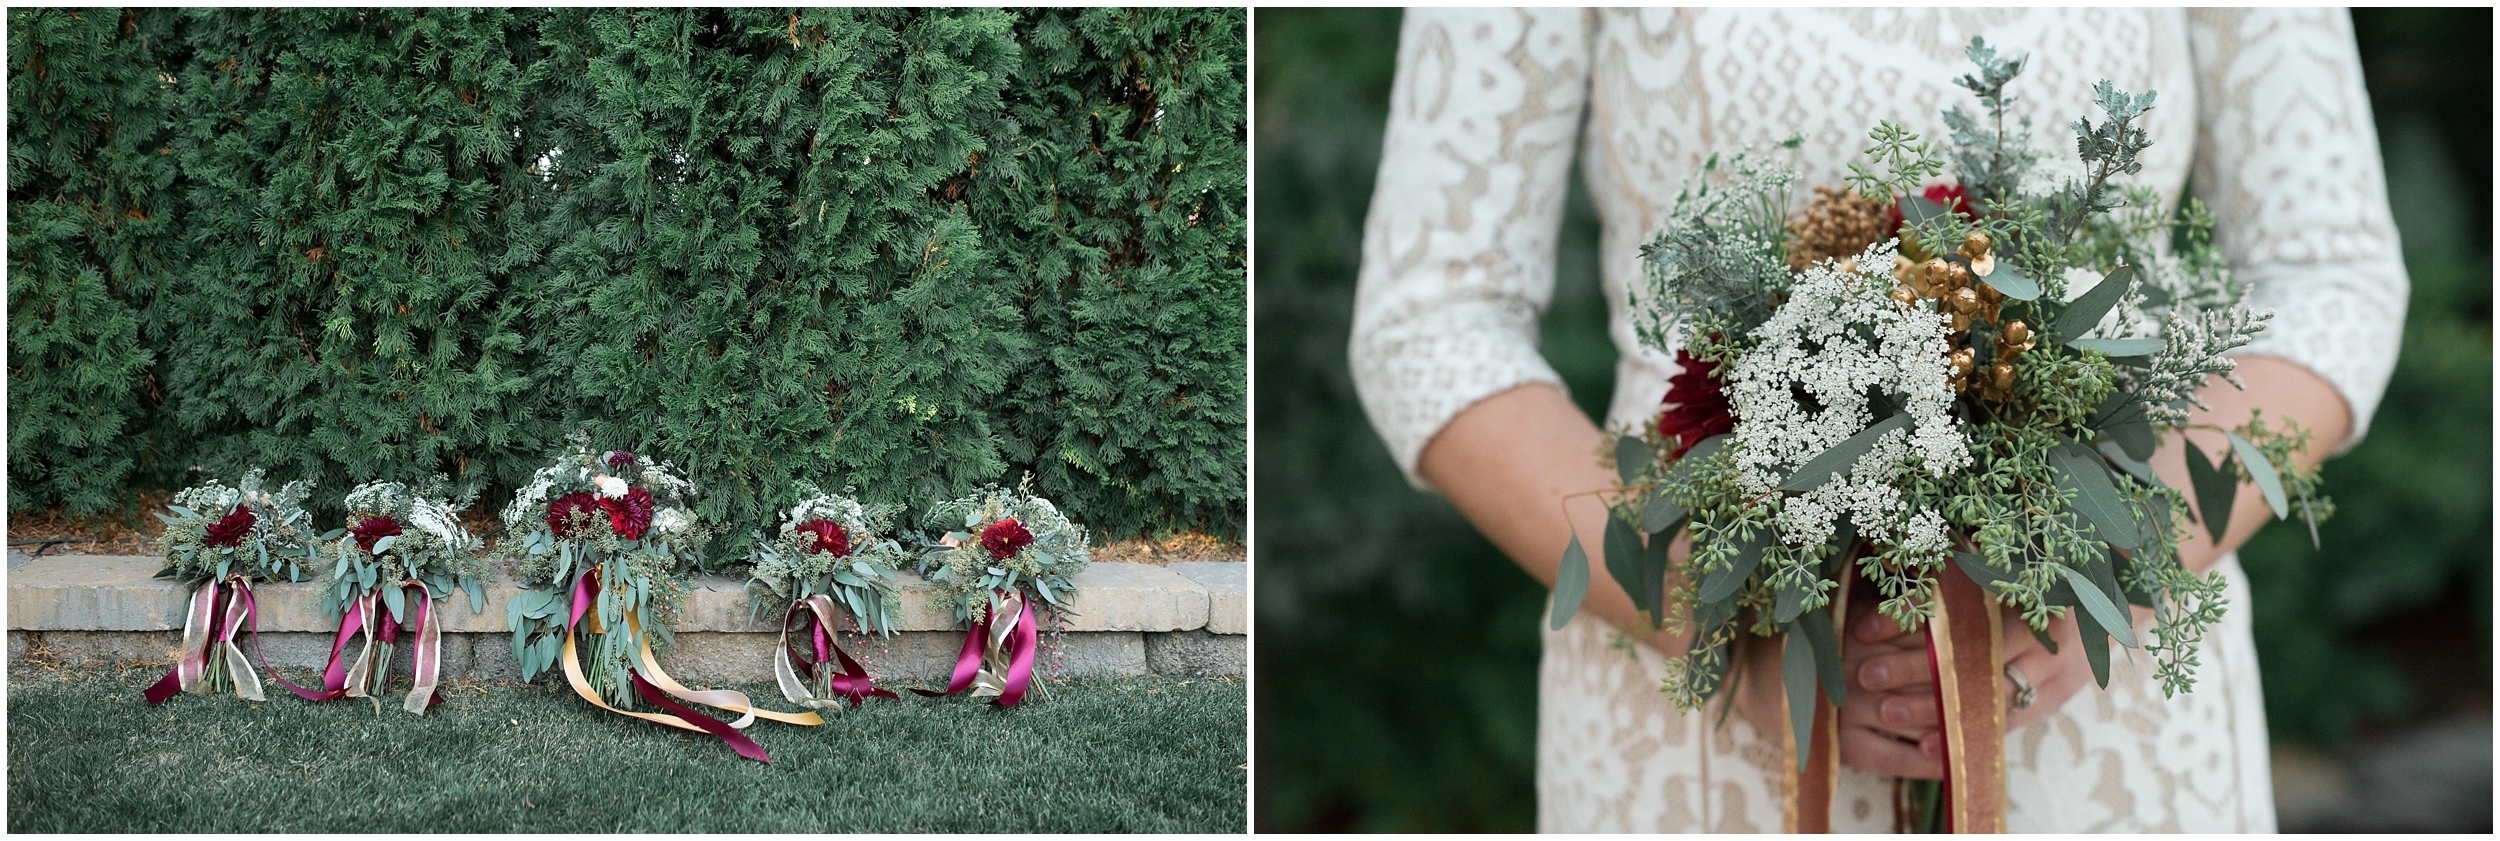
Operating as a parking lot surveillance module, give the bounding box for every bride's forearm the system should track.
[1417,383,1692,656]
[2147,354,2352,574]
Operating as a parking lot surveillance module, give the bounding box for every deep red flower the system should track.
[795,518,852,557]
[204,506,257,548]
[979,518,1035,561]
[603,488,655,540]
[546,492,602,537]
[1656,348,1736,460]
[1884,183,1978,238]
[605,451,637,470]
[352,516,403,552]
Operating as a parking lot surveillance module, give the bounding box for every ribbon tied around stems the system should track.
[555,567,821,764]
[145,575,265,704]
[1779,562,2007,833]
[774,595,899,710]
[913,589,1039,706]
[276,582,446,714]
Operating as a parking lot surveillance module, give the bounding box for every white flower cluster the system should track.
[343,480,477,557]
[1728,241,1969,553]
[2015,137,2089,200]
[499,464,569,534]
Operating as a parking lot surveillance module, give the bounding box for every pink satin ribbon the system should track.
[144,576,266,704]
[570,569,772,763]
[913,590,1039,706]
[780,596,898,708]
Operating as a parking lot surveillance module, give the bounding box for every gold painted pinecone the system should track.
[1787,186,1891,272]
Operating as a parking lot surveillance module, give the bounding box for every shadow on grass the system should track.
[6,662,1245,832]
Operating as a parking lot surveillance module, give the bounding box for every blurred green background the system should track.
[1253,8,2490,832]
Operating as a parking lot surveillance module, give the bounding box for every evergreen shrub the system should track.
[7,7,1245,559]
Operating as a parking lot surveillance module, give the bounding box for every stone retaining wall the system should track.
[7,554,1245,681]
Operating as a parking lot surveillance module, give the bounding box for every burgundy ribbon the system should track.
[782,599,897,707]
[571,569,766,763]
[144,578,227,705]
[913,591,1039,707]
[265,587,442,708]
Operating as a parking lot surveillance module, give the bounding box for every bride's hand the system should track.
[1833,598,2094,779]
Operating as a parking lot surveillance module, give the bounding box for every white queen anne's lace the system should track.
[1728,242,1968,551]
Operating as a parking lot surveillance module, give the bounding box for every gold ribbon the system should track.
[774,595,854,711]
[970,591,1026,699]
[556,580,822,731]
[1930,564,2007,832]
[213,576,264,701]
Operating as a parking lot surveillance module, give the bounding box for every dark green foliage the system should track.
[6,8,1244,554]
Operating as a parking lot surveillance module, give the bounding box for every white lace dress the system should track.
[1349,8,2408,833]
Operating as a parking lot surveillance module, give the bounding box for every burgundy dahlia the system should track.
[603,488,655,540]
[979,518,1035,561]
[1656,348,1735,460]
[352,516,403,552]
[795,518,852,557]
[546,492,602,537]
[204,506,258,548]
[605,450,637,470]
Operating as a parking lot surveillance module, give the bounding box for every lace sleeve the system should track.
[2186,8,2409,450]
[1350,8,1594,487]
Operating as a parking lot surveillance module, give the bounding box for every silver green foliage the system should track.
[322,476,490,622]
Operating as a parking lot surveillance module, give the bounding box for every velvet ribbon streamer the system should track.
[773,595,898,710]
[1781,564,2006,833]
[556,568,820,764]
[912,590,1038,706]
[144,576,265,704]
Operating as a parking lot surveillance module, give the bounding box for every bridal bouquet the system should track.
[1547,38,2328,830]
[744,483,910,709]
[502,435,817,762]
[144,469,334,704]
[288,477,488,713]
[915,477,1091,705]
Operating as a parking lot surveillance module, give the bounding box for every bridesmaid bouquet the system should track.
[500,435,819,762]
[297,477,488,713]
[915,477,1091,705]
[144,469,331,704]
[1547,38,2330,830]
[744,483,911,709]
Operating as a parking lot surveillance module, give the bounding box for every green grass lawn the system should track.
[6,661,1245,832]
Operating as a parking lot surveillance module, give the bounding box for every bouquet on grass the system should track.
[282,477,488,714]
[915,477,1091,706]
[743,483,911,710]
[501,436,818,762]
[145,469,334,704]
[1546,38,2328,832]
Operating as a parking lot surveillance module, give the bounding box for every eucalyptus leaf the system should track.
[382,581,406,620]
[1772,577,1810,625]
[1616,435,1653,487]
[2058,565,2137,648]
[2052,265,2133,343]
[2224,430,2290,518]
[1603,518,1648,618]
[2074,601,2114,689]
[1551,535,1591,630]
[1951,550,2016,592]
[2183,437,2237,545]
[371,535,398,556]
[1783,625,1820,771]
[2027,622,2060,656]
[1780,413,1914,492]
[2068,337,2165,356]
[2095,439,2159,486]
[2049,443,2140,549]
[1797,604,1845,706]
[1698,527,1771,604]
[1641,521,1674,623]
[1981,263,2040,301]
[2105,413,2155,461]
[1670,434,1731,481]
[1641,492,1685,536]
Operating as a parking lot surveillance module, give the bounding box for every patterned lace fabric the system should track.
[1348,7,2407,833]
